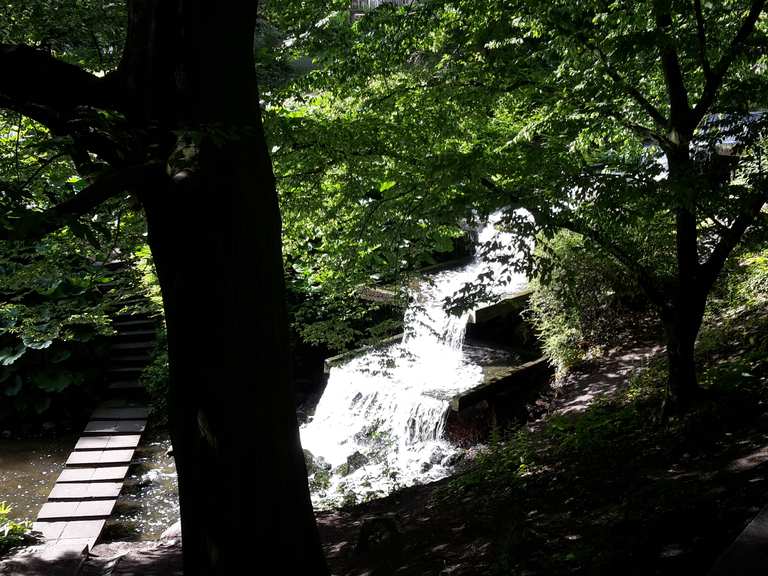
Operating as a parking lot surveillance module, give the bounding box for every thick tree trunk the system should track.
[129,2,328,574]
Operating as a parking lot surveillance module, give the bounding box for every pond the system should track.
[0,435,76,522]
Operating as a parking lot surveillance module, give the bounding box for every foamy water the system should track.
[300,211,528,507]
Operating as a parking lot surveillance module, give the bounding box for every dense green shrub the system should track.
[527,231,651,374]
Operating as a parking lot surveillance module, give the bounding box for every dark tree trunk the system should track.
[663,146,706,409]
[661,297,705,408]
[127,2,328,574]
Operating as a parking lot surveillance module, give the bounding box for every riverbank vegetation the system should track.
[438,244,768,574]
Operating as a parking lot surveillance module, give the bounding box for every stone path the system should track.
[29,314,157,560]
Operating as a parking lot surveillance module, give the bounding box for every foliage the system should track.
[262,0,768,398]
[140,325,169,426]
[0,502,33,556]
[0,0,125,71]
[527,230,652,373]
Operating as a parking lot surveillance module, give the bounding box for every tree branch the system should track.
[693,0,712,79]
[699,187,767,292]
[692,0,766,126]
[1,163,161,241]
[588,42,669,129]
[654,5,691,133]
[480,177,669,307]
[0,44,117,131]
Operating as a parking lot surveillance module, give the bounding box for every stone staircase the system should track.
[31,294,160,559]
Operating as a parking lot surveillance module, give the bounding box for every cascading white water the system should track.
[300,212,528,507]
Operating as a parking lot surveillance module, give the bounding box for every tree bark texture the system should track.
[125,2,328,574]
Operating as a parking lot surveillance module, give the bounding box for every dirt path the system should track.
[540,343,663,417]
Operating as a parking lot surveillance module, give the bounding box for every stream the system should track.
[301,212,528,508]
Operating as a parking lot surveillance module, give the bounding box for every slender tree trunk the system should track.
[128,2,328,573]
[661,296,705,408]
[664,147,706,409]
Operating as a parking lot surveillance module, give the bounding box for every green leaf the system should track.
[0,345,26,366]
[22,336,52,350]
[33,371,81,393]
[379,180,396,192]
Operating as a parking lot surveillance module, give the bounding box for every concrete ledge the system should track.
[708,502,768,575]
[450,357,550,412]
[466,288,532,325]
[324,334,404,373]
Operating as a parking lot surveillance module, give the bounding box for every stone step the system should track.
[91,406,149,420]
[57,466,130,484]
[109,354,153,366]
[37,500,116,521]
[74,435,142,450]
[97,398,147,408]
[33,520,105,546]
[107,380,144,392]
[113,329,156,341]
[111,341,155,351]
[48,483,123,501]
[107,367,144,377]
[82,420,146,436]
[66,449,135,467]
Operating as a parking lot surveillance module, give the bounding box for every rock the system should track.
[160,520,181,540]
[443,449,466,467]
[345,451,369,475]
[429,447,445,465]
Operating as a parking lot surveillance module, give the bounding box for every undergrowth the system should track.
[0,502,33,557]
[442,245,768,574]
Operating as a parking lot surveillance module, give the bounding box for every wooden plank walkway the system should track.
[31,314,156,558]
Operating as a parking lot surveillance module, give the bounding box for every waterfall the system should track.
[300,211,528,506]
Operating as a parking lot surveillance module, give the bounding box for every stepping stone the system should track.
[110,352,152,361]
[107,380,144,391]
[37,499,116,520]
[98,398,147,408]
[49,483,123,500]
[83,420,146,435]
[34,519,106,541]
[57,466,129,483]
[107,367,143,375]
[75,435,141,450]
[111,341,155,351]
[37,538,93,559]
[91,407,149,420]
[66,449,135,467]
